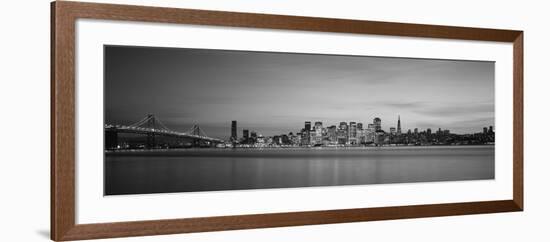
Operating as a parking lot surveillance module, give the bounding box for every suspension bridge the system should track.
[105,114,224,149]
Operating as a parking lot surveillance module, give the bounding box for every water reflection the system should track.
[104,146,494,195]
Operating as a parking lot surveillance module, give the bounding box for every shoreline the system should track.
[105,144,495,153]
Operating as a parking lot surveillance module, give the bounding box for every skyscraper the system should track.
[357,123,364,143]
[349,122,357,138]
[339,122,348,130]
[314,121,323,144]
[373,117,382,131]
[231,120,237,141]
[347,122,356,144]
[243,129,249,140]
[397,115,402,135]
[338,122,348,144]
[315,121,323,129]
[304,121,312,145]
[327,125,337,143]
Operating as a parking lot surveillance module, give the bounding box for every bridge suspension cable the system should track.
[128,114,172,132]
[106,115,224,143]
[153,117,171,131]
[128,115,152,127]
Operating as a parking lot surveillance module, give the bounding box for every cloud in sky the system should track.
[104,46,494,138]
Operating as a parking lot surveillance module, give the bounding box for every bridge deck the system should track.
[105,124,224,143]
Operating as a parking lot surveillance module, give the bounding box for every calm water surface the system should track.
[104,145,494,195]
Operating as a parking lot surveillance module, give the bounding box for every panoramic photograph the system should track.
[103,45,495,196]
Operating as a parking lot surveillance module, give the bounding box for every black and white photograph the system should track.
[103,45,495,196]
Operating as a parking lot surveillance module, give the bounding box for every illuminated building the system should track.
[231,120,237,142]
[349,122,357,144]
[373,117,382,131]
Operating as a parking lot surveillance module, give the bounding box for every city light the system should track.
[105,115,495,150]
[228,116,495,148]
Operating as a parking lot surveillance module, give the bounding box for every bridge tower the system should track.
[187,124,213,147]
[105,114,223,150]
[145,114,156,149]
[191,124,201,147]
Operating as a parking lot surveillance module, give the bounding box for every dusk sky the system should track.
[104,45,494,139]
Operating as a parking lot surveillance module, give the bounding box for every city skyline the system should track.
[106,113,494,141]
[105,113,495,150]
[104,46,495,139]
[230,115,482,139]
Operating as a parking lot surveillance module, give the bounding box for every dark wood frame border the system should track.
[51,1,523,241]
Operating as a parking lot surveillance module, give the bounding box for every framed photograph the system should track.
[51,1,523,241]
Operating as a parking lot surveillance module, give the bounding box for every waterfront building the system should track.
[304,121,312,144]
[337,132,347,144]
[314,121,323,144]
[349,122,357,138]
[349,122,358,144]
[414,128,418,135]
[327,125,337,143]
[294,132,301,144]
[338,122,349,144]
[390,127,396,135]
[315,121,322,132]
[374,130,385,145]
[280,135,287,145]
[257,134,265,144]
[373,117,382,131]
[300,131,309,146]
[231,120,237,141]
[365,127,375,143]
[272,135,281,145]
[243,129,249,140]
[251,131,257,143]
[310,131,318,145]
[397,115,402,134]
[367,124,376,135]
[339,122,347,131]
[282,133,296,145]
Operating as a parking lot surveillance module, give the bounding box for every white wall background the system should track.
[0,0,547,241]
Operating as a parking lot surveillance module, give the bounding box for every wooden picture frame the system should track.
[51,1,523,241]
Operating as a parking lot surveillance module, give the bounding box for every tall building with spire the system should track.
[397,115,402,135]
